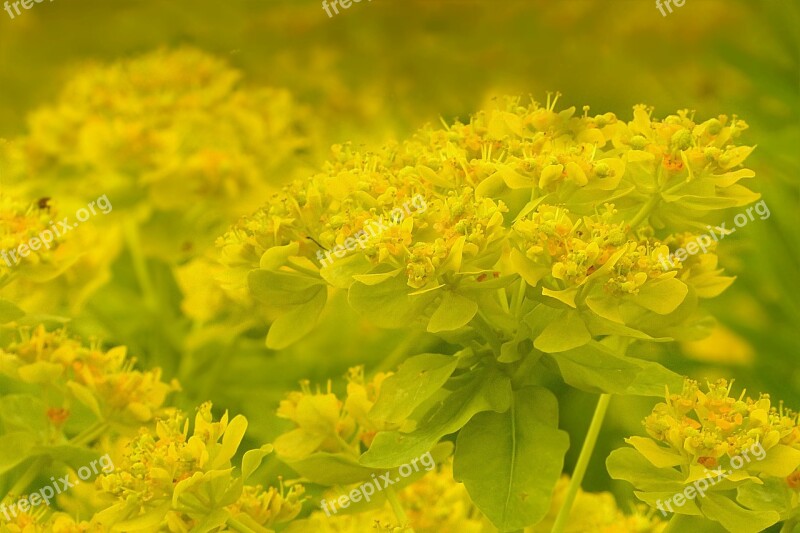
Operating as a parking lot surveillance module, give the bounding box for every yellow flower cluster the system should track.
[3,47,316,264]
[0,512,104,533]
[97,403,304,531]
[0,325,178,432]
[0,194,67,281]
[220,94,755,300]
[292,468,664,533]
[290,460,484,533]
[274,367,396,460]
[644,379,800,466]
[227,483,306,530]
[513,204,676,295]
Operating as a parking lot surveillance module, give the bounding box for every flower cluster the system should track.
[644,379,800,465]
[0,512,104,533]
[289,460,484,533]
[0,325,178,437]
[2,47,316,264]
[219,94,755,345]
[0,194,68,281]
[512,203,676,295]
[274,366,396,461]
[610,379,800,532]
[96,403,304,531]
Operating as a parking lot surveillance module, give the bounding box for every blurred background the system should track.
[0,0,797,510]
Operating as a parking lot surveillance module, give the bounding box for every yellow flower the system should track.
[0,325,178,435]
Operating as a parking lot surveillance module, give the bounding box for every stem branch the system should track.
[551,393,612,533]
[385,487,414,532]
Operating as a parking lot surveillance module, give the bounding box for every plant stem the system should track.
[122,218,158,310]
[780,519,798,533]
[227,517,259,533]
[472,312,502,356]
[1,456,50,504]
[385,487,415,532]
[551,393,612,533]
[628,193,660,229]
[70,420,109,447]
[663,513,694,533]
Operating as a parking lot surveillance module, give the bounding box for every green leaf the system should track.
[634,278,689,314]
[699,493,780,533]
[97,501,172,531]
[541,286,579,308]
[736,477,794,516]
[533,310,590,353]
[453,387,569,531]
[0,432,38,475]
[427,292,479,333]
[606,447,685,492]
[369,353,458,424]
[0,299,24,324]
[320,253,375,288]
[30,444,103,471]
[748,444,800,477]
[548,342,641,394]
[585,295,623,323]
[265,286,326,349]
[348,274,437,328]
[360,366,512,468]
[280,452,382,485]
[259,242,300,270]
[633,490,703,516]
[417,164,455,188]
[248,270,324,306]
[351,268,403,286]
[191,509,232,533]
[213,415,248,469]
[0,395,48,434]
[621,359,685,397]
[66,381,103,418]
[625,437,685,468]
[241,445,273,482]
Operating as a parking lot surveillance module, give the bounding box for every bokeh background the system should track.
[1,0,797,514]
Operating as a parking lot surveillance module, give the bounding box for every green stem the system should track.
[551,393,612,533]
[288,260,321,278]
[1,419,109,503]
[628,193,660,230]
[514,278,527,318]
[663,513,694,533]
[385,487,414,532]
[227,517,259,533]
[122,218,158,310]
[1,456,50,504]
[70,421,109,447]
[472,312,502,356]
